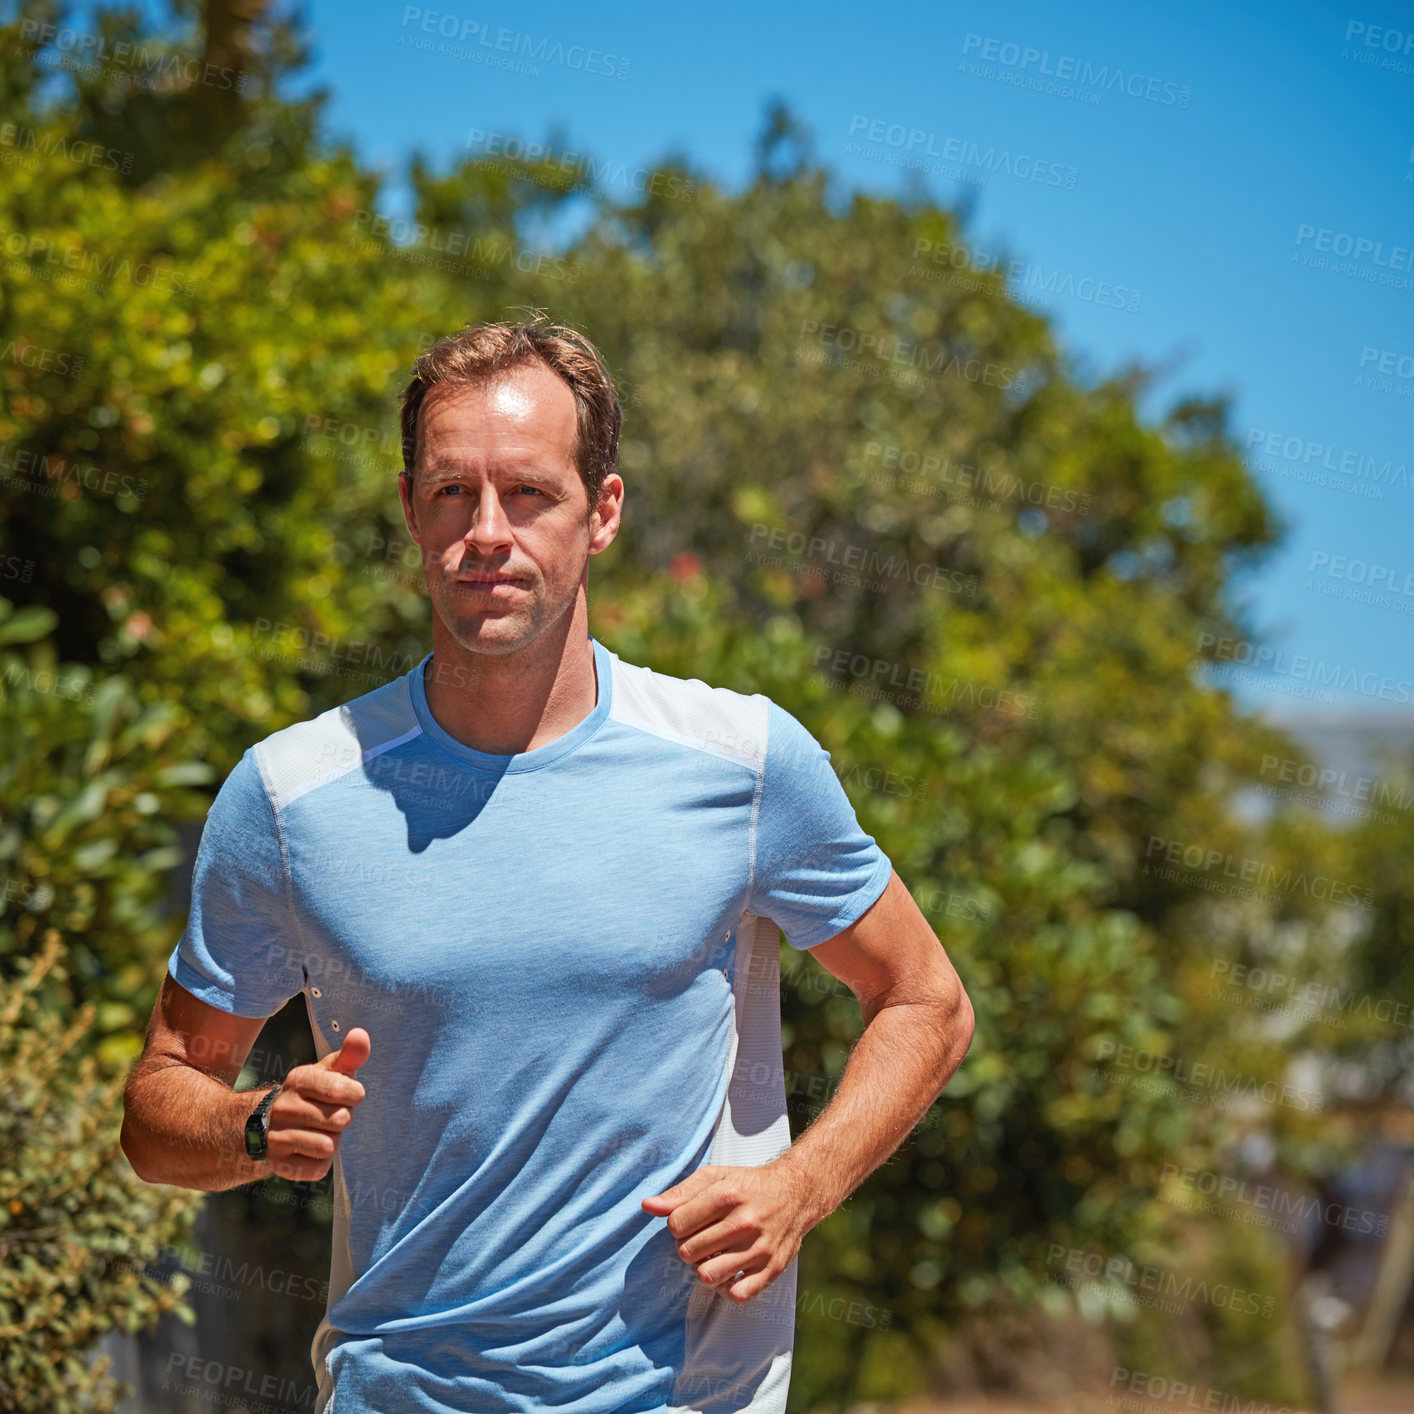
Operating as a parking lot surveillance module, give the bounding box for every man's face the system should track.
[398,359,620,656]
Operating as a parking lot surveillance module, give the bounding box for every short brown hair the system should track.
[399,314,622,508]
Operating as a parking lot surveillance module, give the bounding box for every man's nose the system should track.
[467,486,512,543]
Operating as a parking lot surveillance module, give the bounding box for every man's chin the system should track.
[450,617,524,645]
[439,602,536,654]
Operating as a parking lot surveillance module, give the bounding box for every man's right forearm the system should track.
[121,1060,276,1191]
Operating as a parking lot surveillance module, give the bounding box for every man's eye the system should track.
[432,483,543,500]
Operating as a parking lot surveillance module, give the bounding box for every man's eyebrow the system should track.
[421,462,559,485]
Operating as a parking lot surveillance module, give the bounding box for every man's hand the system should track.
[263,1027,370,1183]
[641,1161,818,1304]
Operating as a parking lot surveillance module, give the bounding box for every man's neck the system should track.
[422,619,598,757]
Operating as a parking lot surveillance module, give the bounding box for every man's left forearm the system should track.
[771,987,974,1228]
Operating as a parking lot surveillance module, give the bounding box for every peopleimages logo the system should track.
[1094,1038,1325,1113]
[16,19,253,92]
[1207,957,1414,1032]
[1306,550,1414,616]
[747,521,979,597]
[1143,833,1375,910]
[1292,224,1414,289]
[1341,19,1414,74]
[960,33,1192,107]
[0,229,194,296]
[860,438,1094,514]
[464,130,694,200]
[1045,1243,1276,1318]
[1161,1161,1390,1235]
[0,122,133,174]
[1197,632,1414,705]
[398,8,631,79]
[845,116,1078,188]
[1245,427,1410,496]
[1259,751,1413,815]
[350,210,579,282]
[911,236,1142,313]
[1108,1365,1298,1414]
[799,318,1025,390]
[2,338,84,377]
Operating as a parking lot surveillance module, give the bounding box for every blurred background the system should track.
[1,1,1412,1410]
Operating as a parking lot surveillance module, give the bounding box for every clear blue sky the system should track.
[129,0,1414,720]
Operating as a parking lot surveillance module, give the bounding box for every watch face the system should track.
[245,1093,273,1160]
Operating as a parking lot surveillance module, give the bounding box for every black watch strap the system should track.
[244,1084,282,1162]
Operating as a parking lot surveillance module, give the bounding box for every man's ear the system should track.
[398,470,421,546]
[588,472,624,554]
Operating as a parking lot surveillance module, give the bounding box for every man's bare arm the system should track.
[120,975,369,1190]
[773,868,975,1223]
[643,868,974,1301]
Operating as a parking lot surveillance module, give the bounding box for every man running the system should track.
[121,316,975,1414]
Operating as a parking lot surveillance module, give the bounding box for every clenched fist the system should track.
[262,1027,370,1182]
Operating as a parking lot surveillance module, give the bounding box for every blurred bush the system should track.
[0,929,204,1412]
[0,597,216,1052]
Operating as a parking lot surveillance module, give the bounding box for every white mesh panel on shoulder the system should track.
[606,654,769,772]
[669,910,795,1414]
[256,677,422,814]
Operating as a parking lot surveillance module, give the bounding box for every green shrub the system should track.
[0,929,206,1412]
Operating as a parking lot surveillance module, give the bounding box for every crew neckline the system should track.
[408,636,614,774]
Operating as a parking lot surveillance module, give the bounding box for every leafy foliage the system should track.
[0,929,204,1412]
[0,598,217,1048]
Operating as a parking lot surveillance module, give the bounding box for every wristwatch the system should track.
[244,1084,282,1162]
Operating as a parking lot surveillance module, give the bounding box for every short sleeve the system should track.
[745,700,894,950]
[167,747,306,1018]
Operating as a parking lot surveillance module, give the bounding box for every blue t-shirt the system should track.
[170,635,893,1414]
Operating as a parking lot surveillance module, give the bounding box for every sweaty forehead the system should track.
[480,378,536,421]
[427,362,572,420]
[417,366,577,463]
[425,376,536,425]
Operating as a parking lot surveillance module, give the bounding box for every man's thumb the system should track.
[325,1027,371,1076]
